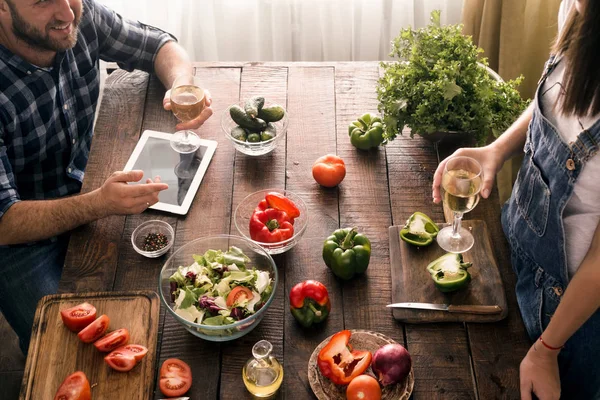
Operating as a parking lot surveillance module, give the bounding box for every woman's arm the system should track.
[520,219,600,400]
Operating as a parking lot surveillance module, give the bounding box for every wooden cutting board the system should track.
[20,291,160,400]
[389,220,508,323]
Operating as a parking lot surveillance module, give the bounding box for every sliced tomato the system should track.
[105,349,137,372]
[159,358,192,397]
[118,344,148,362]
[265,192,300,219]
[226,286,253,307]
[53,371,91,400]
[77,314,110,343]
[94,328,130,352]
[60,303,97,332]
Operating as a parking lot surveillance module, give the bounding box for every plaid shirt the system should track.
[0,0,173,221]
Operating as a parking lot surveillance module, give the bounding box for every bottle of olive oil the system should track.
[242,340,283,398]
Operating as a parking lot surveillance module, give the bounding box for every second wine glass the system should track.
[436,156,483,253]
[170,75,206,154]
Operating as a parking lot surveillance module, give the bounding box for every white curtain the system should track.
[98,0,463,61]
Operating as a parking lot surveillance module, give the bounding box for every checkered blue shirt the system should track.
[0,0,173,220]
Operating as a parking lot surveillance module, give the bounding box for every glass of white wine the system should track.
[169,75,206,154]
[437,156,483,253]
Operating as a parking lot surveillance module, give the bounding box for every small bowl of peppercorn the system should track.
[131,220,174,258]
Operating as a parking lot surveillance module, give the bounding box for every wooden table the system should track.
[54,62,530,399]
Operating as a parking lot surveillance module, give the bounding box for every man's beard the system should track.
[10,5,81,52]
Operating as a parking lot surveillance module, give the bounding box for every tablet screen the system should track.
[124,130,217,215]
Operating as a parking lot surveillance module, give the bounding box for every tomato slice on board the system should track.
[105,350,137,372]
[60,303,97,332]
[118,344,148,362]
[226,286,253,307]
[265,192,300,219]
[159,358,192,397]
[77,314,110,343]
[94,328,130,352]
[53,371,91,400]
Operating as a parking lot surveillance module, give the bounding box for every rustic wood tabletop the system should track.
[5,62,532,399]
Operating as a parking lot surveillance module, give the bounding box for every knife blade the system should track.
[386,302,502,315]
[158,398,189,400]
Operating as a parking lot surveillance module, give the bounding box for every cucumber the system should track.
[247,133,261,143]
[257,105,285,122]
[244,96,265,118]
[261,123,277,141]
[230,105,267,131]
[230,126,248,141]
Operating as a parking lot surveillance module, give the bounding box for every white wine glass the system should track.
[169,75,206,154]
[437,156,483,253]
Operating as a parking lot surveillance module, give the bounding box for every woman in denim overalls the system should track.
[433,1,600,398]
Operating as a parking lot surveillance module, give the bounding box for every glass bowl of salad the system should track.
[234,189,308,254]
[159,235,277,341]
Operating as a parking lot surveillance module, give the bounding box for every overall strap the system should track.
[571,120,600,164]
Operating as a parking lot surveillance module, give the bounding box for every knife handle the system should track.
[447,305,503,314]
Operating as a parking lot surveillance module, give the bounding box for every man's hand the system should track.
[520,341,561,400]
[94,170,168,217]
[163,88,213,130]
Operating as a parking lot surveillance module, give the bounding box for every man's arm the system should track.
[153,41,193,92]
[0,170,168,245]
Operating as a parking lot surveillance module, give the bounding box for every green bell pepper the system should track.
[323,228,371,280]
[426,253,472,293]
[348,113,385,150]
[400,212,440,247]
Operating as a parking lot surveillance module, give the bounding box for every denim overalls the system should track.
[501,55,600,399]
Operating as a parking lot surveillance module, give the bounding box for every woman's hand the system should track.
[163,88,214,130]
[432,145,506,203]
[520,342,561,400]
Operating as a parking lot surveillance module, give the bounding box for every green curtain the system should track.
[462,0,561,202]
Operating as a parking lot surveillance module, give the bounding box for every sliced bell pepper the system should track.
[249,208,294,243]
[323,228,371,280]
[348,113,385,150]
[400,212,440,247]
[265,192,300,219]
[426,253,472,293]
[289,280,331,328]
[317,330,372,385]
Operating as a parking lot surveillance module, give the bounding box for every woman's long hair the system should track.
[553,0,600,117]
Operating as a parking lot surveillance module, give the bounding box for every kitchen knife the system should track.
[386,302,502,314]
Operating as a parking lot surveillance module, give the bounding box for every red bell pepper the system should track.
[265,192,300,219]
[289,280,331,328]
[317,330,372,385]
[249,208,294,243]
[254,199,269,213]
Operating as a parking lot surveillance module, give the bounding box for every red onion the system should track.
[371,343,412,386]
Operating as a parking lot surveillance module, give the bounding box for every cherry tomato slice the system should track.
[54,371,91,400]
[94,328,130,352]
[265,192,300,219]
[77,314,110,343]
[226,286,253,307]
[159,358,192,397]
[60,303,97,332]
[105,349,137,372]
[118,344,148,362]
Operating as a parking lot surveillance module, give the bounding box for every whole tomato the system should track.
[312,154,346,187]
[346,374,382,400]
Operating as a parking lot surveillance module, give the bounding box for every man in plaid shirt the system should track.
[0,0,213,353]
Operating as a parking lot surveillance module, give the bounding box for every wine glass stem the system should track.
[452,212,464,238]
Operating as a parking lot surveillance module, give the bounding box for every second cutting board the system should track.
[389,220,508,323]
[20,290,160,400]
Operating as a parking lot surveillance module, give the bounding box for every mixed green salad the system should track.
[169,247,273,327]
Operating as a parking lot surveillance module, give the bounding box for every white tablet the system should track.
[123,130,217,215]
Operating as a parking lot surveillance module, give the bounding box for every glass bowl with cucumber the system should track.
[221,96,288,156]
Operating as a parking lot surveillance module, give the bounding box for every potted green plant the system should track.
[377,10,528,145]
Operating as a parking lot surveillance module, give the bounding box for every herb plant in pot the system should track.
[377,10,528,146]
